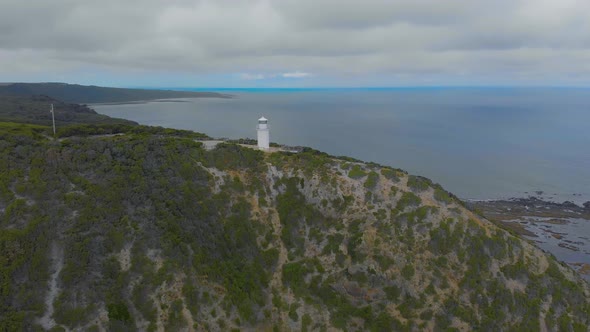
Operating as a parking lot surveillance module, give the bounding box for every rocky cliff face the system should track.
[1,126,589,331]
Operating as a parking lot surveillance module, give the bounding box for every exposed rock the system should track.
[563,201,579,208]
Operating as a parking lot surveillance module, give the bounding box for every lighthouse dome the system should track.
[258,116,268,122]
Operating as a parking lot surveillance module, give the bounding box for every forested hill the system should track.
[0,94,136,127]
[0,104,589,330]
[0,82,230,103]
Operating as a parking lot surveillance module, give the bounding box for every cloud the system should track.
[238,72,312,80]
[281,72,312,78]
[1,0,590,86]
[239,73,266,80]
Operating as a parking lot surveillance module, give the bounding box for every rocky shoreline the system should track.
[466,196,590,221]
[466,197,590,280]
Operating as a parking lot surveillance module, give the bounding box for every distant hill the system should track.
[0,82,230,103]
[0,94,136,126]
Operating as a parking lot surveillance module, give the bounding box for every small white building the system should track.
[257,116,270,150]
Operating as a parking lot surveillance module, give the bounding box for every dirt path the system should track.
[38,243,65,330]
[57,133,125,142]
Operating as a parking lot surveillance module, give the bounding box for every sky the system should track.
[1,0,590,88]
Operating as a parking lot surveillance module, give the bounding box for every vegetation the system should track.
[0,121,50,139]
[364,171,379,189]
[0,82,229,103]
[56,123,209,139]
[434,187,453,204]
[348,165,367,179]
[0,103,589,331]
[0,95,135,127]
[406,175,431,192]
[396,192,422,210]
[380,168,403,182]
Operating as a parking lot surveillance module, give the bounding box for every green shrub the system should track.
[396,192,422,210]
[369,312,402,332]
[289,303,300,321]
[373,209,387,220]
[375,254,395,271]
[282,261,313,298]
[348,165,367,179]
[262,248,279,267]
[401,264,415,280]
[384,285,402,301]
[389,186,398,198]
[322,234,344,255]
[302,314,312,331]
[107,302,131,323]
[364,171,379,189]
[407,175,430,192]
[380,168,401,182]
[434,188,453,204]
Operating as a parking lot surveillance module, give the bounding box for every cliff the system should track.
[1,121,589,331]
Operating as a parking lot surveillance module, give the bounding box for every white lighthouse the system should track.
[257,116,270,150]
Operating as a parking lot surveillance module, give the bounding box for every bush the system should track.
[282,261,313,298]
[396,192,422,210]
[107,302,131,323]
[375,254,395,271]
[289,303,300,321]
[434,188,453,204]
[380,168,401,182]
[302,314,312,331]
[407,175,430,192]
[364,171,379,189]
[384,285,402,301]
[322,234,344,255]
[262,248,279,267]
[348,165,367,179]
[401,264,415,280]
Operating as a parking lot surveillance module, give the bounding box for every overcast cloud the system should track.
[1,0,590,87]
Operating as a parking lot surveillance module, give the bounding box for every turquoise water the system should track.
[93,88,590,203]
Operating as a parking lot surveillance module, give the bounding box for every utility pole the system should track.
[50,104,56,137]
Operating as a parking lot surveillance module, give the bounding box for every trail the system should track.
[38,243,65,330]
[265,166,291,326]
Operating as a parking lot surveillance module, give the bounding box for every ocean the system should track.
[93,88,590,204]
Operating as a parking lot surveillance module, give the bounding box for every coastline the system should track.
[88,95,234,106]
[465,196,590,220]
[467,196,590,281]
[88,92,590,282]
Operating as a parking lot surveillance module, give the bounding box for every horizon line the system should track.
[131,85,590,90]
[3,82,590,90]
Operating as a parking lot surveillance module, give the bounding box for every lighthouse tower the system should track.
[257,116,270,150]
